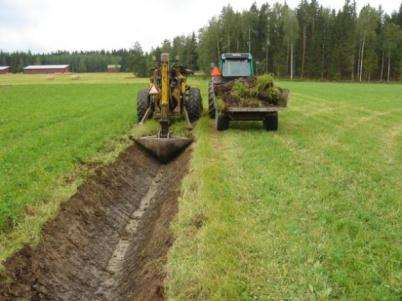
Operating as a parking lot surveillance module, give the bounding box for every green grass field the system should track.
[0,74,401,299]
[168,82,402,300]
[0,72,148,85]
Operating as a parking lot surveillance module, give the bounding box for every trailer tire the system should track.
[216,114,229,131]
[208,81,216,119]
[137,89,150,123]
[263,112,278,131]
[185,88,202,123]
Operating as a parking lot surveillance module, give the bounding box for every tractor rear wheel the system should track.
[184,88,202,123]
[216,113,229,131]
[263,112,278,131]
[137,89,150,123]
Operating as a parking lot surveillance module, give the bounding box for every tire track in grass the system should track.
[207,91,400,299]
[291,92,401,132]
[198,122,273,300]
[290,92,402,174]
[279,107,400,298]
[382,124,402,164]
[170,117,326,299]
[224,129,334,299]
[231,131,399,298]
[167,117,258,300]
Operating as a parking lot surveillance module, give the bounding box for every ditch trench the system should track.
[0,144,191,301]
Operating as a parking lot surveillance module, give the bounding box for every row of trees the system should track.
[0,50,132,73]
[128,34,199,77]
[0,1,401,81]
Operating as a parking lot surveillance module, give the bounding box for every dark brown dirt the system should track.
[0,144,191,301]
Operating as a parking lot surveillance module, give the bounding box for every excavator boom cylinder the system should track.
[161,53,169,106]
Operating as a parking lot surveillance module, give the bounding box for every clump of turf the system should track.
[256,74,274,93]
[232,80,249,99]
[216,74,288,110]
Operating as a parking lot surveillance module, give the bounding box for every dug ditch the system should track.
[0,144,191,301]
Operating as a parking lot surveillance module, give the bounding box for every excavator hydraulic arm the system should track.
[159,53,170,138]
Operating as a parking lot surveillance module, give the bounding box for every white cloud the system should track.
[0,0,399,52]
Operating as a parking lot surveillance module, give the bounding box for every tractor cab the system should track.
[220,53,254,79]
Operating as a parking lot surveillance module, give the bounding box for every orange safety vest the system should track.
[211,67,221,77]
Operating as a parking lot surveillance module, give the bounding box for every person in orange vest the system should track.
[211,63,221,77]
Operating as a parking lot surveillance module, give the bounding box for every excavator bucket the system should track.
[135,136,192,163]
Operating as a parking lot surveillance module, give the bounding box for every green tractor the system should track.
[209,53,287,131]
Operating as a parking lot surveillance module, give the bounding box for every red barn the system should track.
[24,65,69,74]
[107,64,121,72]
[0,66,10,74]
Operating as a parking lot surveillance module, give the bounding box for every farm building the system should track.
[107,64,121,72]
[0,66,10,74]
[24,65,69,74]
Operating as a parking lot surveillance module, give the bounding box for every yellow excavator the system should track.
[135,53,202,163]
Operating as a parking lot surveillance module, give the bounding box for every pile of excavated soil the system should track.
[0,144,191,301]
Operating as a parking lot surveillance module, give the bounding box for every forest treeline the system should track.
[197,0,402,81]
[1,0,401,81]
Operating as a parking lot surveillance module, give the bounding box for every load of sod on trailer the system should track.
[215,74,289,112]
[210,53,289,131]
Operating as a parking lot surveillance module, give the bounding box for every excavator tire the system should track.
[137,88,150,123]
[216,113,229,131]
[184,88,202,123]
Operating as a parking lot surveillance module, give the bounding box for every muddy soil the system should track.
[0,144,190,301]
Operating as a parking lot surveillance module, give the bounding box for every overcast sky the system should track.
[0,0,400,53]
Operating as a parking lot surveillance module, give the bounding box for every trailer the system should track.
[208,53,288,131]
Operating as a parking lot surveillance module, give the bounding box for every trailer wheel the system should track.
[263,112,278,131]
[184,88,202,123]
[137,89,150,123]
[208,81,216,119]
[216,113,229,131]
